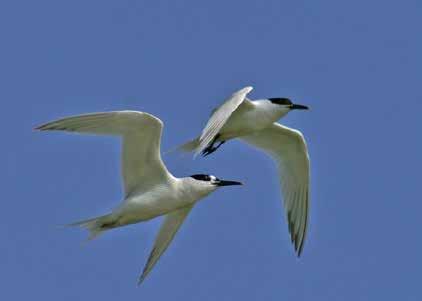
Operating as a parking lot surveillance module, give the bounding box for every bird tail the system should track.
[165,137,199,155]
[66,213,116,241]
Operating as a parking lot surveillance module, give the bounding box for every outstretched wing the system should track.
[240,123,310,256]
[138,206,193,285]
[195,86,253,156]
[35,111,172,197]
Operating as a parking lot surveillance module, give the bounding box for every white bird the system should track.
[35,111,242,284]
[175,86,310,256]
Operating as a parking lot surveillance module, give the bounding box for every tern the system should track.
[175,86,310,256]
[35,111,242,284]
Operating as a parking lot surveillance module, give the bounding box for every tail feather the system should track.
[165,137,199,155]
[66,213,114,241]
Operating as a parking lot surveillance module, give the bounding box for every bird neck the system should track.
[253,100,290,121]
[177,178,215,203]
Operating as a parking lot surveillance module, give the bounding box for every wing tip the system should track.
[236,86,253,96]
[34,123,49,131]
[34,124,53,131]
[290,235,305,258]
[243,86,253,93]
[137,246,158,286]
[287,210,307,258]
[33,123,72,132]
[295,239,305,257]
[137,267,148,286]
[137,274,146,286]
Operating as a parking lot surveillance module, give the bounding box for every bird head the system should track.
[189,174,242,196]
[268,98,309,113]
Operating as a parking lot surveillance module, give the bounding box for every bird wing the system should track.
[138,205,193,285]
[35,111,172,197]
[195,86,253,156]
[240,123,310,256]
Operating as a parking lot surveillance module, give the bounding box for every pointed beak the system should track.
[216,180,243,187]
[290,103,309,110]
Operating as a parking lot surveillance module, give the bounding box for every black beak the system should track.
[290,104,309,110]
[216,180,243,187]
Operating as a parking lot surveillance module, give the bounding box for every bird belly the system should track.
[114,187,191,226]
[219,109,277,140]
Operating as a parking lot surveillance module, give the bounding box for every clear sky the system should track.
[2,0,421,299]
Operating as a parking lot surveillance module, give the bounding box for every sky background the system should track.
[1,0,421,300]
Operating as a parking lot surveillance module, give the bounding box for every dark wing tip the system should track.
[287,211,307,258]
[34,124,45,131]
[137,246,158,286]
[34,122,55,131]
[34,123,74,132]
[137,275,146,286]
[137,266,148,286]
[296,192,309,258]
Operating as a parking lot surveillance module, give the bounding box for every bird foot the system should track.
[201,140,226,157]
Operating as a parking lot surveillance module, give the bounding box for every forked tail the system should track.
[66,213,116,241]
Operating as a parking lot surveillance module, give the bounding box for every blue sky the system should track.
[2,0,421,299]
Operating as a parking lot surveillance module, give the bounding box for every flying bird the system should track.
[175,86,310,256]
[35,111,242,284]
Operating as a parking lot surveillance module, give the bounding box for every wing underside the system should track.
[35,111,172,197]
[138,205,194,284]
[240,123,310,256]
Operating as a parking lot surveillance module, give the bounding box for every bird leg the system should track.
[201,134,226,157]
[214,140,226,151]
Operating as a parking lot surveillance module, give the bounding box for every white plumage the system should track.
[175,86,311,256]
[36,111,242,284]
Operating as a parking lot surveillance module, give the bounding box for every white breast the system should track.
[115,181,189,224]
